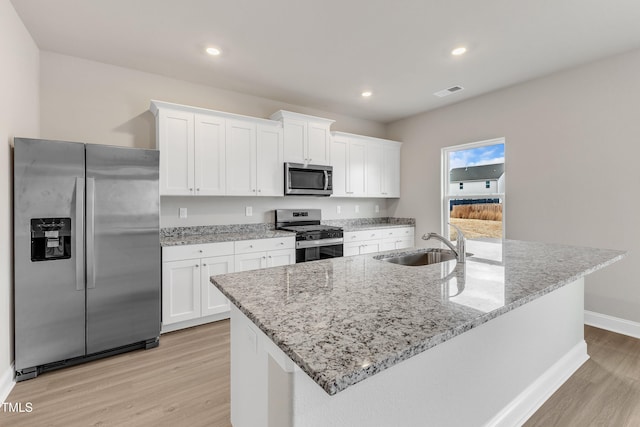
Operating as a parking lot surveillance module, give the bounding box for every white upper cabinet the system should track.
[331,133,366,197]
[156,109,194,195]
[332,132,401,198]
[270,110,334,166]
[151,100,283,197]
[226,119,257,196]
[256,123,284,196]
[194,114,226,195]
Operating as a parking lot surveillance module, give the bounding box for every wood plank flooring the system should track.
[1,322,639,426]
[0,321,232,427]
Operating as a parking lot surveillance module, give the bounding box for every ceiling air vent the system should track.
[434,85,465,98]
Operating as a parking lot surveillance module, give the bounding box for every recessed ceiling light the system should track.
[451,47,467,56]
[361,91,372,98]
[206,47,222,56]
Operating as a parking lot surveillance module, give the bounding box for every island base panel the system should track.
[229,278,586,427]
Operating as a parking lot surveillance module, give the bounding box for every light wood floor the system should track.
[2,323,639,426]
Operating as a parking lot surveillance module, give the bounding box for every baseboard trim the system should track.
[0,363,15,404]
[486,340,588,427]
[584,310,640,339]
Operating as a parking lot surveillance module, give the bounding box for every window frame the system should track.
[441,137,506,239]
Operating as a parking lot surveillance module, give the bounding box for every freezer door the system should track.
[85,144,160,354]
[13,138,86,371]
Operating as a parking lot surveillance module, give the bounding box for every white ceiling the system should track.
[11,0,640,123]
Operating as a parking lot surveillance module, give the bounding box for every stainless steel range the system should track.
[275,209,343,263]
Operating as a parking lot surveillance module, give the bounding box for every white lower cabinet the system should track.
[162,236,295,332]
[234,237,296,272]
[343,226,415,257]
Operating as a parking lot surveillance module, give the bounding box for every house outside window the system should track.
[442,138,505,240]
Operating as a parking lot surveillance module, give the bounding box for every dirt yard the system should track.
[450,218,503,240]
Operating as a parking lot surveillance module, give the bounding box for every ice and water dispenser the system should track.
[30,218,72,261]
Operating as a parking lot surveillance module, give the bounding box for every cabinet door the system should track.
[194,114,226,195]
[360,241,380,254]
[366,142,384,197]
[226,119,257,196]
[158,110,194,195]
[283,119,307,164]
[201,255,234,317]
[162,259,201,325]
[330,136,348,196]
[267,249,295,267]
[348,139,366,197]
[343,242,362,257]
[235,252,267,272]
[307,122,331,165]
[383,144,401,197]
[256,124,284,196]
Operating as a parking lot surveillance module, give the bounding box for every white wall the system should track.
[40,52,390,226]
[0,0,40,398]
[388,48,640,323]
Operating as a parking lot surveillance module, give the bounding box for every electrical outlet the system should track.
[337,205,341,214]
[245,206,253,217]
[355,205,360,213]
[179,208,187,219]
[375,205,379,213]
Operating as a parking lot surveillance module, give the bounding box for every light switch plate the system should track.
[337,205,341,214]
[179,208,187,219]
[245,206,253,216]
[375,205,380,213]
[355,205,360,213]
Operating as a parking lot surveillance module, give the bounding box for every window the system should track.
[442,138,505,241]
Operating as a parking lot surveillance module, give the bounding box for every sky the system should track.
[449,143,504,170]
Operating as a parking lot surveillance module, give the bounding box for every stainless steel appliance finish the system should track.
[14,138,160,380]
[275,209,343,262]
[284,163,333,196]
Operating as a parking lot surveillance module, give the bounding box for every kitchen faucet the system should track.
[421,223,466,263]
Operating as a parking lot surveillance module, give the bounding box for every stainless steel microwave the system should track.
[284,162,333,196]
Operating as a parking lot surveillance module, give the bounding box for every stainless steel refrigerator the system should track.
[13,138,161,381]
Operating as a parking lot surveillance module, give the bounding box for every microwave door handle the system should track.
[324,170,329,190]
[288,171,292,190]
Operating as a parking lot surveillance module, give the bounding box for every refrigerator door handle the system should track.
[75,177,85,291]
[86,177,96,289]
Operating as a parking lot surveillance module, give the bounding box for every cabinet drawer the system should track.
[235,237,295,254]
[381,227,415,239]
[163,241,235,262]
[344,229,382,242]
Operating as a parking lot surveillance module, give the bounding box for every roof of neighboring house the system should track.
[450,163,504,182]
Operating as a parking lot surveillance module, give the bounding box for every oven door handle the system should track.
[296,238,344,249]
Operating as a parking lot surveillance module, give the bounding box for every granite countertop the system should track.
[161,230,294,247]
[341,223,414,232]
[211,239,624,395]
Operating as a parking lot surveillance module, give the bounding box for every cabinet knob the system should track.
[249,245,253,248]
[258,189,261,193]
[203,263,207,266]
[189,188,193,192]
[199,249,203,253]
[195,264,199,268]
[197,188,200,191]
[262,256,267,259]
[279,242,284,245]
[252,189,256,192]
[268,255,272,259]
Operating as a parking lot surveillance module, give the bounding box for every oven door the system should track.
[285,163,332,196]
[295,238,343,263]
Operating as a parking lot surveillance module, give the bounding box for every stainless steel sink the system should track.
[375,249,457,266]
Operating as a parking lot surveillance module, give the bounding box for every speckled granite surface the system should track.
[211,239,625,395]
[323,217,415,232]
[160,224,293,246]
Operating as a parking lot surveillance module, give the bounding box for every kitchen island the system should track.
[211,239,624,427]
